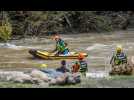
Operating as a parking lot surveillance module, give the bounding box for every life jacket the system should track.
[79,60,88,73]
[72,63,80,73]
[56,39,66,52]
[114,52,127,65]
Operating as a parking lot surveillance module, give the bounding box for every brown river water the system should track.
[0,30,134,73]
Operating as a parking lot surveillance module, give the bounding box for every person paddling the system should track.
[51,33,69,56]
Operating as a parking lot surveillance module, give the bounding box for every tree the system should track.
[0,11,12,42]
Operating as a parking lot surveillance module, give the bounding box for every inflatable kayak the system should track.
[29,49,88,60]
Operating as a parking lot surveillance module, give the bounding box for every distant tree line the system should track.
[0,11,134,41]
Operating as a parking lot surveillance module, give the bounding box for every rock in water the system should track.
[49,79,57,85]
[109,63,133,75]
[66,72,81,84]
[0,70,81,86]
[131,56,134,65]
[55,75,67,85]
[30,69,52,82]
[0,71,33,83]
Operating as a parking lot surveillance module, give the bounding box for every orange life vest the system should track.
[72,64,80,73]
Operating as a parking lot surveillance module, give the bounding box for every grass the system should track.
[0,75,134,88]
[0,82,33,88]
[0,71,134,88]
[109,75,134,80]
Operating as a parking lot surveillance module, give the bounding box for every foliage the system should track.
[0,12,12,42]
[0,11,134,40]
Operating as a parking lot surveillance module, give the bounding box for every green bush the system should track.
[68,11,113,32]
[3,11,134,37]
[0,22,12,42]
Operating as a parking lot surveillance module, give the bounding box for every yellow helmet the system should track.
[116,45,123,53]
[40,64,47,68]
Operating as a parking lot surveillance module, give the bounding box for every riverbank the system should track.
[1,75,134,88]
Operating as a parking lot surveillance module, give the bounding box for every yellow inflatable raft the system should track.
[29,49,88,60]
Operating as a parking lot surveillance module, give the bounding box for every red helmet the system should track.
[78,53,85,60]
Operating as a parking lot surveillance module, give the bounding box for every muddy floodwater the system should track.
[0,30,134,73]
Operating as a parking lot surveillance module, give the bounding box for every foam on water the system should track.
[0,43,34,49]
[86,42,134,53]
[86,71,109,79]
[88,56,106,59]
[86,43,108,51]
[131,56,134,64]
